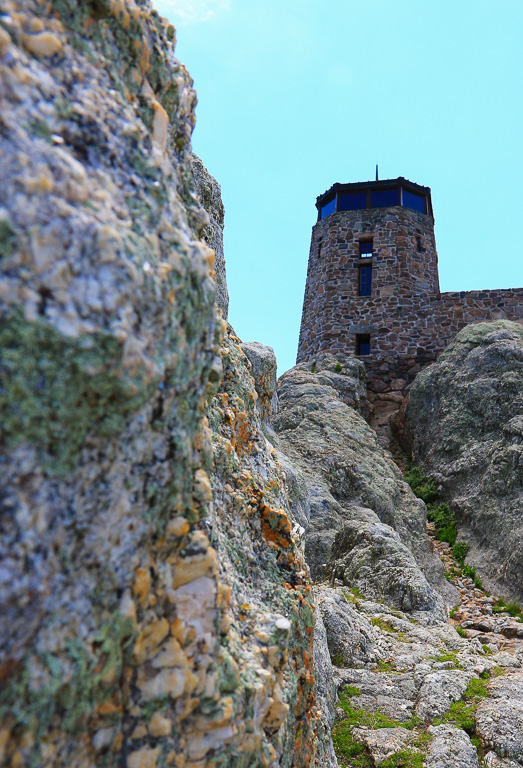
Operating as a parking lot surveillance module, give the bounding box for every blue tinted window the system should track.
[359,265,372,296]
[371,188,399,208]
[339,192,367,211]
[360,240,373,258]
[320,197,336,218]
[403,189,425,213]
[356,334,371,355]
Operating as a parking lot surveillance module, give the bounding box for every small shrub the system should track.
[455,626,467,638]
[404,465,438,504]
[449,607,458,619]
[506,602,523,618]
[428,503,458,546]
[481,644,493,656]
[335,361,342,372]
[310,362,316,373]
[452,542,470,567]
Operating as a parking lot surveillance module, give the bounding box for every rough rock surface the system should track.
[476,671,523,764]
[399,320,523,601]
[328,586,523,767]
[426,724,479,768]
[273,354,455,617]
[192,154,228,319]
[240,341,279,423]
[0,3,329,766]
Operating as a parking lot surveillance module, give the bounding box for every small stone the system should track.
[148,711,172,737]
[22,31,62,57]
[152,101,169,149]
[127,747,162,768]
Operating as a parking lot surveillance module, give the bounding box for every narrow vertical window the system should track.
[359,265,372,296]
[356,334,371,355]
[416,235,422,252]
[317,238,323,259]
[360,240,373,259]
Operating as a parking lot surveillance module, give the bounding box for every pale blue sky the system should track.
[155,0,523,375]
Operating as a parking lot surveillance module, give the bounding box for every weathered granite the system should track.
[192,154,229,319]
[399,320,523,602]
[0,3,329,766]
[426,724,479,768]
[273,354,455,618]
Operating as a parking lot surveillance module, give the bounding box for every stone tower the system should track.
[297,175,523,428]
[297,177,442,416]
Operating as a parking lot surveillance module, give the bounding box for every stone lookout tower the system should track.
[297,176,523,425]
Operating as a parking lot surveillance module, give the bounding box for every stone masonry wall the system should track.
[297,206,523,430]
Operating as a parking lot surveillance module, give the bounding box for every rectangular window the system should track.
[356,334,371,355]
[320,197,336,219]
[338,192,367,211]
[403,189,425,213]
[359,240,373,258]
[359,265,372,296]
[371,188,399,207]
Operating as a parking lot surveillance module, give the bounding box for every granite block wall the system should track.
[297,205,523,428]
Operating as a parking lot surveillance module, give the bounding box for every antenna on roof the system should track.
[375,164,379,181]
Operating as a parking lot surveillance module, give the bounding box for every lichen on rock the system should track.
[399,320,523,602]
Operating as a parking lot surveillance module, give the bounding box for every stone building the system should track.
[297,176,523,427]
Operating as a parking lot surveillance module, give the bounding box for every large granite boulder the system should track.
[400,320,523,601]
[273,354,456,620]
[0,2,330,766]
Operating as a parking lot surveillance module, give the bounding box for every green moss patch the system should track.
[0,614,135,764]
[0,311,151,474]
[433,677,489,734]
[333,687,425,766]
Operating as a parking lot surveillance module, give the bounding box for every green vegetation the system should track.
[481,644,494,656]
[404,465,438,503]
[462,564,486,591]
[492,599,523,619]
[371,617,397,633]
[377,660,396,672]
[333,687,426,766]
[427,503,457,546]
[380,749,424,768]
[430,651,463,669]
[434,677,489,734]
[335,361,342,372]
[311,362,316,373]
[452,542,470,567]
[455,626,468,638]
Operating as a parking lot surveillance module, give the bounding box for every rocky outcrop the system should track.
[192,154,229,319]
[399,320,523,601]
[273,354,456,619]
[206,327,332,767]
[0,2,329,766]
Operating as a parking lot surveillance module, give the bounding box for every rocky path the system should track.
[322,525,523,767]
[429,525,523,654]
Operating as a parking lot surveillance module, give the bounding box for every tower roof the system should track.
[316,177,433,219]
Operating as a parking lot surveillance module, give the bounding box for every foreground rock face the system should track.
[400,320,523,601]
[273,354,455,620]
[0,3,329,766]
[192,154,229,319]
